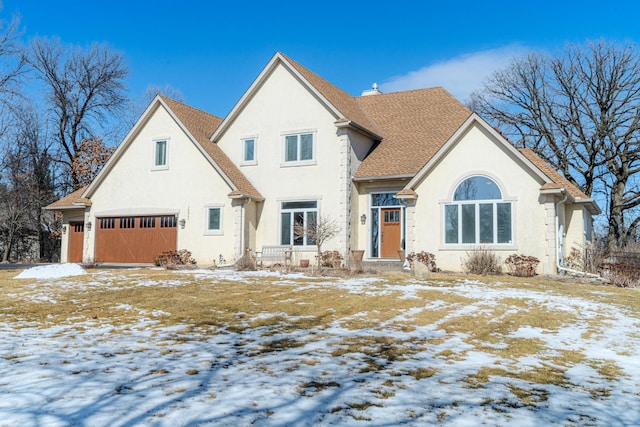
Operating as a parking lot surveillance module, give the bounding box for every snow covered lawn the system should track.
[1,265,640,426]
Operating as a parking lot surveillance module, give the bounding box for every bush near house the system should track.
[505,254,540,277]
[464,247,502,275]
[598,263,640,287]
[320,251,343,268]
[154,250,195,268]
[235,250,257,271]
[406,251,439,272]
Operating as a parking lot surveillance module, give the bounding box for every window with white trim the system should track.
[280,201,317,246]
[284,133,314,163]
[154,139,168,168]
[243,138,256,163]
[206,207,222,232]
[444,176,512,245]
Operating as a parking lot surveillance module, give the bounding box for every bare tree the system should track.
[470,40,640,250]
[71,136,115,188]
[0,101,58,262]
[27,38,128,190]
[294,215,340,269]
[0,11,25,105]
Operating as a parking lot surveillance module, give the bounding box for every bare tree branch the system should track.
[471,40,640,249]
[27,37,128,190]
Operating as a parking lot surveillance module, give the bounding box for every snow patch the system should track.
[14,263,87,279]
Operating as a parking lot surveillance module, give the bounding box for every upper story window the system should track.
[242,138,257,165]
[284,132,314,164]
[153,139,168,169]
[444,176,512,245]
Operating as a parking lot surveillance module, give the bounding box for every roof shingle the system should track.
[354,87,471,178]
[161,97,263,200]
[281,53,381,137]
[519,148,590,200]
[45,186,90,209]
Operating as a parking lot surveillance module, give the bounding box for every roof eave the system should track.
[335,120,383,141]
[228,191,265,202]
[352,174,414,182]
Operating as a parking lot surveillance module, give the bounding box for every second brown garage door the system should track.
[95,215,177,263]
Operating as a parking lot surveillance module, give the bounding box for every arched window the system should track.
[444,176,512,244]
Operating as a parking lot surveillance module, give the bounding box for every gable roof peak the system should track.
[212,51,382,142]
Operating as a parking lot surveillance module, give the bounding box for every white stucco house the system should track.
[47,52,599,274]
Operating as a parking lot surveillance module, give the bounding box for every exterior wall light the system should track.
[86,222,92,231]
[62,225,67,234]
[360,214,366,225]
[179,219,186,229]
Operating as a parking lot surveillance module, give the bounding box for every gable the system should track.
[88,104,234,211]
[401,114,600,214]
[81,97,261,202]
[212,52,381,144]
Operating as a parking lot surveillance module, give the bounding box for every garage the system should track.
[95,215,177,263]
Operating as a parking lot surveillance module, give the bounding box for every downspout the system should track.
[555,192,599,277]
[241,198,252,255]
[241,199,247,255]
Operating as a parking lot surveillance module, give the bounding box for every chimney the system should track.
[361,82,382,96]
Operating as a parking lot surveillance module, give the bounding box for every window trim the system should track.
[241,136,258,166]
[279,199,319,247]
[281,130,316,167]
[204,205,224,235]
[152,138,170,170]
[442,175,516,249]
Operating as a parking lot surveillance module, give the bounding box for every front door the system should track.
[380,208,401,258]
[68,222,84,263]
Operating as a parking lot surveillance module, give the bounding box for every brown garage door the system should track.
[95,215,177,263]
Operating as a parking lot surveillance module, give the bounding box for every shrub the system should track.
[463,247,501,275]
[505,254,540,277]
[598,263,640,287]
[155,249,194,268]
[235,250,257,271]
[406,251,439,272]
[321,251,343,268]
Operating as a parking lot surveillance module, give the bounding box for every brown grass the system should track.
[1,266,638,403]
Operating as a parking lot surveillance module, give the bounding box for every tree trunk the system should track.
[2,233,13,262]
[608,180,626,251]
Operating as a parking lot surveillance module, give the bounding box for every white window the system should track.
[284,132,314,164]
[444,176,512,245]
[205,206,223,234]
[153,139,168,169]
[280,201,317,246]
[242,138,256,164]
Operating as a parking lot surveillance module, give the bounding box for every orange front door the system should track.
[68,222,84,263]
[380,208,401,258]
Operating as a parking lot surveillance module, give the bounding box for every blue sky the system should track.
[4,0,640,118]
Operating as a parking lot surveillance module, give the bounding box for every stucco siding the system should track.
[86,105,236,265]
[216,64,347,257]
[411,123,550,272]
